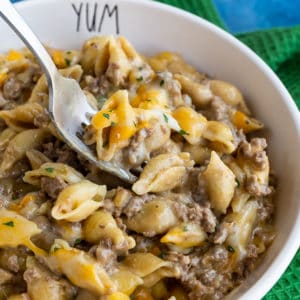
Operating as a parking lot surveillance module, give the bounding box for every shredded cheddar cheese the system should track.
[6,50,24,61]
[172,106,207,144]
[92,90,138,155]
[51,50,66,68]
[0,208,46,256]
[232,111,264,133]
[131,85,168,110]
[160,223,207,249]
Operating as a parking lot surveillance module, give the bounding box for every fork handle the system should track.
[0,0,58,81]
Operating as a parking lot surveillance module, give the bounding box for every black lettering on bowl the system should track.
[71,2,119,34]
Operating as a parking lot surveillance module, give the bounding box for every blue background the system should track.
[11,0,300,34]
[214,0,300,33]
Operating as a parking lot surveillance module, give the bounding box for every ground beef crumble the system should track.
[40,177,67,199]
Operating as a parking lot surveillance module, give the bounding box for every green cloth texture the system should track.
[155,0,300,299]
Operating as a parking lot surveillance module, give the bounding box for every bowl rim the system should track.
[12,0,300,299]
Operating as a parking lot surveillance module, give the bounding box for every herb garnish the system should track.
[2,221,14,227]
[45,167,54,173]
[183,225,188,232]
[160,79,165,86]
[103,141,109,148]
[111,121,117,127]
[235,178,240,188]
[103,113,110,119]
[227,245,235,253]
[65,58,71,66]
[74,238,82,246]
[163,113,169,123]
[137,76,143,82]
[179,129,189,136]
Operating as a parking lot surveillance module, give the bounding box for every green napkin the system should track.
[155,0,300,299]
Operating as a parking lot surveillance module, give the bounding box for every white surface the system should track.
[1,0,300,299]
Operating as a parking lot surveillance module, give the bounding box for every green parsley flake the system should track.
[183,225,188,232]
[179,129,189,136]
[65,58,71,66]
[97,97,107,105]
[227,245,235,253]
[103,113,110,119]
[137,76,143,82]
[103,141,109,148]
[2,221,14,227]
[111,121,117,127]
[74,238,82,245]
[45,167,54,173]
[145,99,152,102]
[133,121,137,127]
[163,113,169,123]
[160,79,165,86]
[53,247,60,252]
[235,178,240,188]
[66,51,72,54]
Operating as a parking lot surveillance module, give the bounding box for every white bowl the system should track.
[1,0,300,299]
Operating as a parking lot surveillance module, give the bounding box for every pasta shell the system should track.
[0,128,49,174]
[25,149,51,170]
[121,253,173,277]
[225,201,258,259]
[132,153,194,195]
[126,199,178,236]
[172,106,207,145]
[83,210,135,249]
[110,268,143,295]
[203,151,236,214]
[24,256,76,300]
[203,121,235,154]
[161,223,207,249]
[23,162,84,186]
[51,180,106,222]
[121,253,179,288]
[174,74,212,107]
[0,208,45,256]
[81,36,111,76]
[210,80,243,106]
[0,102,46,132]
[48,239,115,295]
[0,128,16,150]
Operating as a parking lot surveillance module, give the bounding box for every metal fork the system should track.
[0,0,136,183]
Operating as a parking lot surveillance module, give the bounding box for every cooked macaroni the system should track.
[0,36,276,300]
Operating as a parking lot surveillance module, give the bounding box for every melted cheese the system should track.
[49,239,115,295]
[92,90,137,145]
[131,85,168,110]
[172,106,207,144]
[161,223,207,249]
[0,208,46,256]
